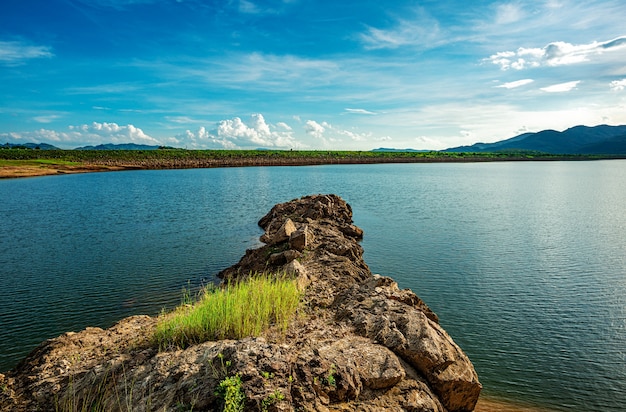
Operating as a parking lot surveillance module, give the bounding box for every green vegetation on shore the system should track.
[2,147,623,178]
[154,274,302,350]
[2,147,620,165]
[0,158,80,167]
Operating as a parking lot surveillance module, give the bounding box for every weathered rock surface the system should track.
[0,194,481,411]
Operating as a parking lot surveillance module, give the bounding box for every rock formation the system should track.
[0,194,481,411]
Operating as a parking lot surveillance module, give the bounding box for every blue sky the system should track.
[1,0,625,150]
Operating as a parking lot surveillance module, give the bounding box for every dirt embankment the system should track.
[0,162,127,178]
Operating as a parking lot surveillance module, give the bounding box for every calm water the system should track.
[1,161,625,411]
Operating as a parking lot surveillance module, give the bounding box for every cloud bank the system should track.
[1,113,383,150]
[487,36,626,70]
[172,114,296,149]
[1,122,159,147]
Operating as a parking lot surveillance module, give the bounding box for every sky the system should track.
[1,0,626,150]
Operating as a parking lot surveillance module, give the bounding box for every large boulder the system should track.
[335,275,481,411]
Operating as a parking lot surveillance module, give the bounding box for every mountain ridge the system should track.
[444,124,626,154]
[74,143,163,150]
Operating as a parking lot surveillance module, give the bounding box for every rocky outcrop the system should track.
[0,194,481,411]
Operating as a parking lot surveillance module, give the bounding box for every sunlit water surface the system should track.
[1,161,625,411]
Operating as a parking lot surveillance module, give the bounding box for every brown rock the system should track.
[289,225,311,251]
[269,249,301,265]
[318,337,405,390]
[261,217,297,245]
[334,276,481,411]
[339,224,364,240]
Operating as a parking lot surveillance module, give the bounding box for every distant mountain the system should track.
[372,148,427,152]
[444,125,626,154]
[74,143,163,150]
[579,133,626,154]
[1,142,61,150]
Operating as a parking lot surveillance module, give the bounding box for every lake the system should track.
[1,161,625,411]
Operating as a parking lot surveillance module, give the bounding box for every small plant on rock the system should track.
[261,371,274,380]
[216,374,245,412]
[261,390,284,412]
[325,364,337,388]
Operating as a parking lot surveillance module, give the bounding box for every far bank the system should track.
[1,148,622,179]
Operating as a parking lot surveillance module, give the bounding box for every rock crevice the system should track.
[0,194,481,411]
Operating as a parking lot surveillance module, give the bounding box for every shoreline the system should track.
[2,150,624,179]
[0,163,129,179]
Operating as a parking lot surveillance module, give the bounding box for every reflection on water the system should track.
[1,161,625,411]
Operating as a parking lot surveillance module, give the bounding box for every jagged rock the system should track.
[261,217,297,245]
[334,276,481,411]
[289,225,311,251]
[338,224,364,240]
[0,194,481,411]
[317,337,405,390]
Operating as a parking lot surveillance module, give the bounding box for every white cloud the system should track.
[487,36,626,70]
[359,8,441,50]
[0,40,53,65]
[66,83,140,95]
[610,79,626,91]
[68,122,160,144]
[171,127,236,149]
[304,119,371,146]
[545,0,564,9]
[305,120,326,139]
[276,122,292,131]
[337,129,369,142]
[494,3,526,25]
[165,116,200,124]
[216,114,295,147]
[0,122,159,148]
[174,114,297,149]
[33,115,62,123]
[344,108,377,115]
[540,81,580,93]
[496,79,535,89]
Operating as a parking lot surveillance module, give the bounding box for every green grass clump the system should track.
[154,274,301,349]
